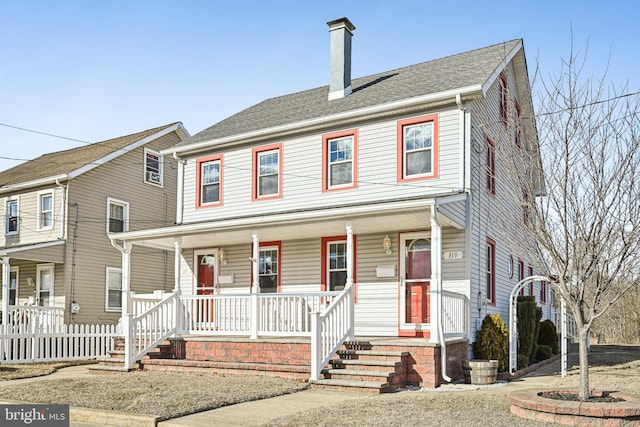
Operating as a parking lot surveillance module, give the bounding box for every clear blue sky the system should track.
[1,0,638,172]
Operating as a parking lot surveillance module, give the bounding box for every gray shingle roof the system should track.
[179,39,521,147]
[0,122,180,187]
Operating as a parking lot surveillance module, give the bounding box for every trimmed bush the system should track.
[474,314,509,372]
[535,344,553,361]
[538,319,559,354]
[517,353,529,370]
[517,296,541,363]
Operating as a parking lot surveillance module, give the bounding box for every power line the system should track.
[0,122,91,144]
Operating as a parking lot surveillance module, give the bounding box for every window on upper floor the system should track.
[514,101,522,147]
[499,73,508,127]
[258,243,280,293]
[486,136,496,195]
[144,149,163,187]
[5,199,18,235]
[486,238,496,305]
[37,192,53,230]
[322,130,358,191]
[528,265,534,296]
[252,144,282,200]
[107,197,129,234]
[397,115,439,181]
[197,155,223,208]
[518,259,525,296]
[106,267,122,311]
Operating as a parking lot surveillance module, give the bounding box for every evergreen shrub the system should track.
[535,344,553,361]
[538,319,559,354]
[473,314,509,372]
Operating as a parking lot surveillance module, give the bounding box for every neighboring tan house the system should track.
[106,19,552,389]
[0,122,189,325]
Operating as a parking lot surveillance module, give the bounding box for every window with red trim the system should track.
[196,155,223,208]
[528,266,534,296]
[540,280,547,303]
[486,136,496,194]
[499,73,508,127]
[397,115,438,181]
[252,144,282,200]
[486,238,496,305]
[322,130,358,191]
[257,241,281,293]
[518,259,525,296]
[321,236,356,293]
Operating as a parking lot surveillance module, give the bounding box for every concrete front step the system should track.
[310,378,390,393]
[322,368,399,383]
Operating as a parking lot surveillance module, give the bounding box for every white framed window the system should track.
[322,130,358,191]
[144,148,163,186]
[197,155,223,207]
[252,145,282,199]
[36,264,54,307]
[105,267,122,311]
[5,198,18,235]
[107,197,129,234]
[397,115,438,181]
[37,191,54,230]
[258,245,279,293]
[9,267,18,306]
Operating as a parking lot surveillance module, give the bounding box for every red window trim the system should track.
[320,235,357,301]
[322,129,359,192]
[252,143,283,201]
[528,266,534,296]
[196,154,223,208]
[486,136,496,195]
[486,237,496,306]
[518,259,525,296]
[499,73,508,127]
[540,280,547,303]
[397,114,439,182]
[250,241,282,293]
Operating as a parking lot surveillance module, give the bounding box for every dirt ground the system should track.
[0,344,636,425]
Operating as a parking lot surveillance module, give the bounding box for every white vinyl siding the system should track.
[181,108,462,223]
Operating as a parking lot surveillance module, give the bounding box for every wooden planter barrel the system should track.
[462,359,499,385]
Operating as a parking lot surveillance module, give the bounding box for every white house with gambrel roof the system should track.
[107,18,552,389]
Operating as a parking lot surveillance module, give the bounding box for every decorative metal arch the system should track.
[508,275,568,376]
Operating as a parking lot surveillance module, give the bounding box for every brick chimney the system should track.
[327,17,356,100]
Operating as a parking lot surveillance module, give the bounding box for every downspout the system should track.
[173,153,185,225]
[431,204,452,383]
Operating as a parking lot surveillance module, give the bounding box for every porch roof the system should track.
[0,240,66,263]
[111,194,466,250]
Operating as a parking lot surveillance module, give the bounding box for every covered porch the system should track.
[109,195,470,386]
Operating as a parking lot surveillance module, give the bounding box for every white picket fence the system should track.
[0,323,118,364]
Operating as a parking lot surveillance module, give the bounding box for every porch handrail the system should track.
[4,306,65,333]
[441,290,468,337]
[555,311,578,340]
[125,290,180,369]
[310,285,354,381]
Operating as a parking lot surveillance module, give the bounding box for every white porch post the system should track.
[345,222,355,340]
[429,207,442,344]
[1,257,10,327]
[120,242,134,370]
[173,238,183,334]
[250,232,260,339]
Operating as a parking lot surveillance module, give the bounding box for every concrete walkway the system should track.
[0,356,577,427]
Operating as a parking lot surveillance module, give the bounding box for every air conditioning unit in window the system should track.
[146,171,161,184]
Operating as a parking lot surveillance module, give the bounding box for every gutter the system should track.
[162,85,484,156]
[0,174,68,194]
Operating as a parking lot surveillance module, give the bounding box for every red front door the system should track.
[405,238,431,324]
[196,254,216,322]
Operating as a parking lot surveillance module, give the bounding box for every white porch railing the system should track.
[125,291,180,369]
[4,306,65,333]
[555,311,578,340]
[0,323,118,364]
[310,285,354,380]
[441,291,468,338]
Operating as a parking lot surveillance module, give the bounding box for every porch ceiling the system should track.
[117,196,466,250]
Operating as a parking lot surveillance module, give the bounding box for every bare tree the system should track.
[493,40,640,401]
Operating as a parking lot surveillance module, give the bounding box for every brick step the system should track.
[140,359,310,380]
[336,349,409,360]
[321,368,400,383]
[310,378,390,393]
[329,359,402,369]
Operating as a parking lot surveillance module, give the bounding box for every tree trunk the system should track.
[578,327,590,401]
